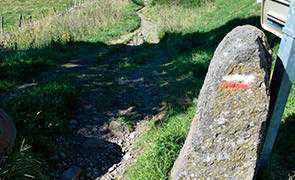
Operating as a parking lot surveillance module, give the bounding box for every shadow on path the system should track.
[1,15,289,179]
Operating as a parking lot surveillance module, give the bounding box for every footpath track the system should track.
[0,3,171,179]
[52,3,170,179]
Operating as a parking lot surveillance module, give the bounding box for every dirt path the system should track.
[0,2,191,179]
[0,2,172,179]
[51,4,172,180]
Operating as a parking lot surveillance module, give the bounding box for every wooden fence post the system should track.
[23,16,26,26]
[1,16,4,35]
[53,7,57,16]
[18,14,22,28]
[40,11,45,19]
[29,16,32,24]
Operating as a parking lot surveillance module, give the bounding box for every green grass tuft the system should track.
[127,105,195,180]
[108,116,136,131]
[0,75,80,178]
[0,140,47,180]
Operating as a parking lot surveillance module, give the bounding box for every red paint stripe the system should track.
[221,82,250,89]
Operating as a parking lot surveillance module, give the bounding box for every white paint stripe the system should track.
[222,74,255,84]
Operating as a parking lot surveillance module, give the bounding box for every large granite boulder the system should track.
[171,25,272,180]
[0,108,16,159]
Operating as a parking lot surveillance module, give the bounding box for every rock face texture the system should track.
[0,108,16,158]
[170,25,272,180]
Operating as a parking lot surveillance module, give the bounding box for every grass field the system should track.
[0,0,70,32]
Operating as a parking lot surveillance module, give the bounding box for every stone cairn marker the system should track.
[171,25,272,180]
[0,108,16,164]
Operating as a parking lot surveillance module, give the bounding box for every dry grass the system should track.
[0,0,140,50]
[142,2,217,36]
[0,0,69,32]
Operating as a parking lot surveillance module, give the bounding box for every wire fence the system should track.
[0,0,85,36]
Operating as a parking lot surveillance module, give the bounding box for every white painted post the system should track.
[259,0,295,171]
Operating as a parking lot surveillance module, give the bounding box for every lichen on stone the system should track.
[171,25,272,180]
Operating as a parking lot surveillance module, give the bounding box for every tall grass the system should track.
[0,0,140,91]
[151,0,214,7]
[0,0,69,32]
[0,0,140,50]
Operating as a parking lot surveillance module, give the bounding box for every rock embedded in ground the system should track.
[0,108,16,160]
[61,166,81,180]
[108,121,130,138]
[171,25,272,180]
[123,152,132,160]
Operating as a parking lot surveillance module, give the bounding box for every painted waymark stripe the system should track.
[221,74,255,89]
[221,82,250,89]
[222,74,255,84]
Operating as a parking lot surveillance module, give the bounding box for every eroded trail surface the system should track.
[54,6,172,180]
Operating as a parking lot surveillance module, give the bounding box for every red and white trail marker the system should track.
[221,74,255,89]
